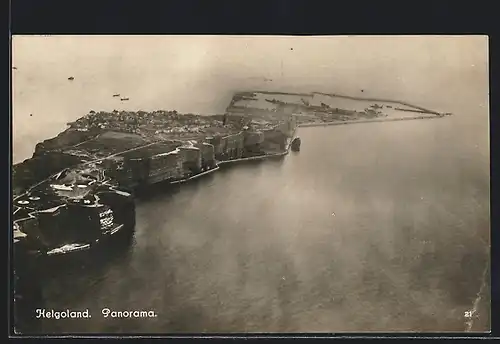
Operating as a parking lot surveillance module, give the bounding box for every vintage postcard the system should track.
[11,35,490,335]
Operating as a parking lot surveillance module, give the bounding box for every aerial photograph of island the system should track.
[11,35,489,335]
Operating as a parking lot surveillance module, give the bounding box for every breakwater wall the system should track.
[311,92,441,115]
[298,113,442,128]
[247,90,312,97]
[394,108,438,114]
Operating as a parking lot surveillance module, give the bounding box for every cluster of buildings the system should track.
[69,111,239,140]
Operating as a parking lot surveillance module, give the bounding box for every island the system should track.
[13,109,298,197]
[13,91,450,194]
[11,90,450,260]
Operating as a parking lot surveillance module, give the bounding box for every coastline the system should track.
[149,127,298,186]
[216,151,288,166]
[169,166,221,185]
[13,93,448,199]
[189,128,297,169]
[132,152,288,189]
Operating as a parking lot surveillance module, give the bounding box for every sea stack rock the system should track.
[291,137,301,152]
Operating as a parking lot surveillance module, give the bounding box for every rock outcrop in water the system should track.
[291,137,301,152]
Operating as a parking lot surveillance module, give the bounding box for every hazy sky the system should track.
[12,35,488,98]
[11,35,489,163]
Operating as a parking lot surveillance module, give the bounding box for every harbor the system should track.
[297,112,446,128]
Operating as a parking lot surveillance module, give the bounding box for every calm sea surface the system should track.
[12,36,490,333]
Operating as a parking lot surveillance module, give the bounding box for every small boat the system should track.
[12,66,17,70]
[113,94,120,97]
[120,97,129,101]
[291,137,301,152]
[68,76,74,81]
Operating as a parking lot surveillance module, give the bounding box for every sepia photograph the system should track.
[11,35,490,335]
